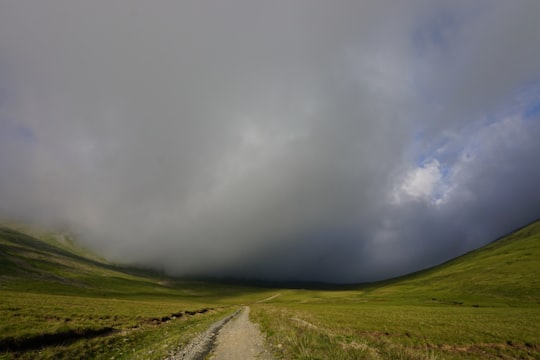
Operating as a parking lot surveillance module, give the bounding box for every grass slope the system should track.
[1,219,539,359]
[252,219,540,359]
[365,219,540,305]
[0,225,276,359]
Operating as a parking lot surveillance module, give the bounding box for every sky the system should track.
[0,1,539,283]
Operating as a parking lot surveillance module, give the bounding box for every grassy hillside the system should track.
[0,225,149,296]
[1,220,539,359]
[0,225,276,359]
[0,224,271,300]
[252,220,540,359]
[364,219,540,305]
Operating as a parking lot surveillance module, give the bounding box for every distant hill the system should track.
[0,224,178,297]
[366,219,540,305]
[2,219,539,304]
[0,224,270,302]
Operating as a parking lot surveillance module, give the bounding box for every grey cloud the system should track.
[0,1,539,282]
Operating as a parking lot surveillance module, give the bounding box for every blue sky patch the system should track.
[524,99,540,119]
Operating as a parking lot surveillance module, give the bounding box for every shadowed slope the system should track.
[0,225,170,296]
[365,219,540,304]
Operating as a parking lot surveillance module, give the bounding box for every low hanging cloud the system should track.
[0,1,539,282]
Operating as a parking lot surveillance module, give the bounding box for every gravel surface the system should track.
[209,306,273,360]
[166,306,273,360]
[166,309,240,360]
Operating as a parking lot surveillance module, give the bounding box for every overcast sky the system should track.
[1,1,539,282]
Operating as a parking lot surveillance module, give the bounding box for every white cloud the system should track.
[393,159,445,204]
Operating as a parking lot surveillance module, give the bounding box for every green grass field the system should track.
[0,225,275,359]
[251,220,540,359]
[1,220,539,359]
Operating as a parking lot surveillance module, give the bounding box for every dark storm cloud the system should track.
[0,1,539,282]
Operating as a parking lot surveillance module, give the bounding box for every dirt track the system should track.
[167,306,273,360]
[209,306,273,359]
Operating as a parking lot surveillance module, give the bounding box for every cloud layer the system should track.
[1,1,539,282]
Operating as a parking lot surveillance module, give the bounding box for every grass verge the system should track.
[252,301,539,359]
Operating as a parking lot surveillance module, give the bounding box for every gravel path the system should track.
[209,306,273,360]
[166,309,240,360]
[166,306,273,360]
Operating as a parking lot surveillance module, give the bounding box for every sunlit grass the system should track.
[251,220,540,359]
[252,301,539,359]
[1,220,539,359]
[0,225,275,359]
[1,305,234,360]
